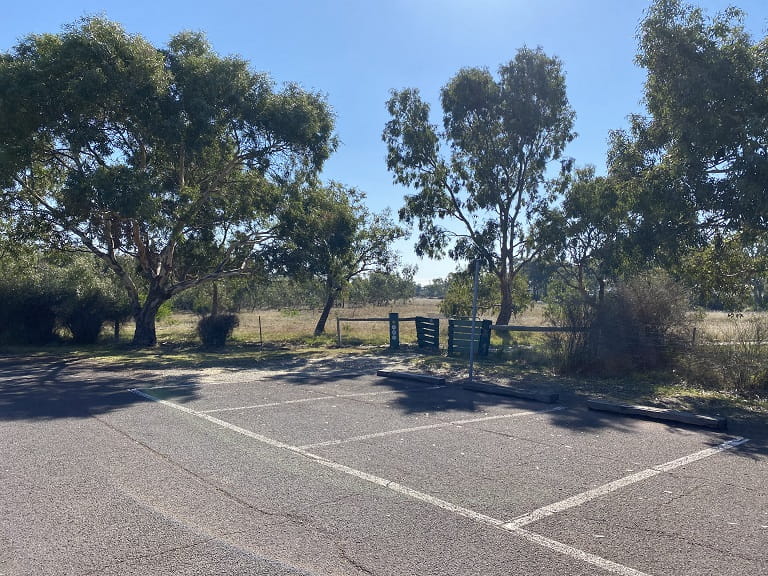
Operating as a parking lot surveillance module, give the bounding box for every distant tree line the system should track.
[171,268,418,315]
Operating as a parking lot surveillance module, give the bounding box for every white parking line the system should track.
[199,385,447,414]
[503,436,749,530]
[299,408,565,449]
[201,396,335,413]
[130,388,747,576]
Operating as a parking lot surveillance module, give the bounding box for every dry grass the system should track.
[146,299,550,347]
[120,301,766,352]
[695,310,768,342]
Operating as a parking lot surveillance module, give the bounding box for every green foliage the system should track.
[0,282,60,346]
[0,17,336,346]
[384,47,575,324]
[416,277,449,299]
[608,0,768,289]
[544,166,636,302]
[348,268,417,307]
[678,234,768,311]
[171,281,235,315]
[54,253,132,343]
[229,276,326,311]
[274,180,408,334]
[0,251,131,345]
[197,314,240,347]
[439,270,529,319]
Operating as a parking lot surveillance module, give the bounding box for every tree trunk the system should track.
[598,278,606,304]
[314,292,337,336]
[211,282,219,316]
[131,293,167,347]
[496,272,515,326]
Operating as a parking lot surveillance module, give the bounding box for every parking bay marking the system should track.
[504,436,749,530]
[131,388,747,576]
[299,408,565,449]
[198,385,447,414]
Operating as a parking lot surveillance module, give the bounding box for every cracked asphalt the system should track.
[1,355,766,575]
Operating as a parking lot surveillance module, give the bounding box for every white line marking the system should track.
[130,389,747,576]
[334,385,447,398]
[516,529,652,576]
[653,438,749,471]
[201,396,335,413]
[299,408,565,449]
[504,436,749,530]
[198,385,447,414]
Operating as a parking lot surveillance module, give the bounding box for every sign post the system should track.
[468,259,479,383]
[389,312,400,350]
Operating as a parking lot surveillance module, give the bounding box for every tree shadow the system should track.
[0,356,199,421]
[268,356,766,448]
[2,351,764,461]
[265,356,645,434]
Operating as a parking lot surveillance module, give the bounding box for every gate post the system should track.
[389,312,400,350]
[479,319,493,357]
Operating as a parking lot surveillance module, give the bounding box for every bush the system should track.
[0,282,60,345]
[548,270,695,375]
[197,314,239,347]
[545,289,598,373]
[5,292,60,345]
[0,252,132,346]
[59,291,131,345]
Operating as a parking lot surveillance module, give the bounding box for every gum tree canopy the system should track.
[0,18,335,346]
[610,0,768,259]
[383,47,575,325]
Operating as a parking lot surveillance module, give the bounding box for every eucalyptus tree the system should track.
[609,0,768,268]
[550,166,634,304]
[383,47,575,324]
[0,18,335,345]
[276,182,407,335]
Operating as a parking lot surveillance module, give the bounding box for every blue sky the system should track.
[3,1,767,284]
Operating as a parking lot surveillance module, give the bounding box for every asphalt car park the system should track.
[1,358,766,575]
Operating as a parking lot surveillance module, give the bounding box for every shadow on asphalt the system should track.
[0,357,199,421]
[1,353,764,461]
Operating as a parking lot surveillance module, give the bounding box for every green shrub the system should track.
[197,314,240,347]
[0,252,132,346]
[59,291,131,344]
[0,282,60,345]
[11,293,59,345]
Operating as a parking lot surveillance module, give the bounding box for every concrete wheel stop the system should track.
[462,382,559,403]
[587,399,727,430]
[376,370,447,385]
